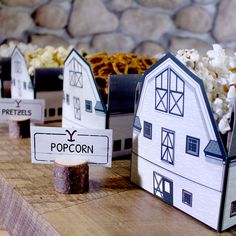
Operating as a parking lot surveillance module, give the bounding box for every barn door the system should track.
[153,172,173,205]
[161,128,175,165]
[73,96,81,120]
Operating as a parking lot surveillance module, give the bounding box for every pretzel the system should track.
[86,52,157,94]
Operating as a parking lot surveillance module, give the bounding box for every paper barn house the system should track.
[62,49,142,157]
[11,47,63,122]
[131,52,236,231]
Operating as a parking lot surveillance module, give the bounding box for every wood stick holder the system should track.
[53,159,89,194]
[8,117,30,138]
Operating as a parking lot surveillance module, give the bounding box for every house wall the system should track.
[221,160,236,231]
[108,113,134,158]
[62,51,106,130]
[131,153,222,230]
[36,91,63,122]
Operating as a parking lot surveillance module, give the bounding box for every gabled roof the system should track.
[11,46,35,95]
[64,48,106,113]
[136,52,227,161]
[11,46,22,58]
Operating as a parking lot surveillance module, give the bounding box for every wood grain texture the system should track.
[54,160,89,194]
[0,123,234,235]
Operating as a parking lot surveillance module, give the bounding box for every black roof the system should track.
[107,74,143,114]
[34,68,63,92]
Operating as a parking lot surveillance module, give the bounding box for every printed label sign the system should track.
[31,126,112,167]
[0,98,45,123]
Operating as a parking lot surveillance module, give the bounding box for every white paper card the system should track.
[0,98,45,123]
[31,126,112,167]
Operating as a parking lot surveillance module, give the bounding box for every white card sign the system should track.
[0,98,45,123]
[31,126,112,167]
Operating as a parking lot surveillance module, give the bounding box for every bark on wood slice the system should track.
[53,159,89,194]
[8,116,30,138]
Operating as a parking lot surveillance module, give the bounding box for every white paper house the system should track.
[62,49,142,157]
[11,47,63,122]
[131,53,236,231]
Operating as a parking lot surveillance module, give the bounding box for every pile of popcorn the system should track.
[176,44,236,134]
[0,42,73,75]
[24,45,73,75]
[0,41,38,57]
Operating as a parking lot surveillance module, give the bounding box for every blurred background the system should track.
[0,0,235,56]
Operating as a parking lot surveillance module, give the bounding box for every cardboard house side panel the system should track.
[220,107,236,231]
[108,113,134,157]
[221,159,236,231]
[131,53,227,230]
[62,49,106,130]
[34,68,63,122]
[107,74,143,157]
[11,47,34,99]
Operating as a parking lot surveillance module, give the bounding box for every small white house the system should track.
[62,49,142,157]
[131,53,236,231]
[11,47,63,122]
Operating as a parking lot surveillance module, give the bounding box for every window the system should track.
[155,68,184,117]
[182,189,192,207]
[44,109,47,117]
[124,138,132,149]
[231,201,236,217]
[144,121,152,139]
[161,128,175,165]
[85,100,92,112]
[23,81,27,90]
[66,94,70,105]
[49,108,55,117]
[186,136,200,156]
[113,140,121,151]
[69,58,83,88]
[57,107,62,116]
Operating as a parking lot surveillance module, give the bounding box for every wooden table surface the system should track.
[0,123,235,236]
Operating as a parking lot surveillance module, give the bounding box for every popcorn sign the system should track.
[30,126,112,167]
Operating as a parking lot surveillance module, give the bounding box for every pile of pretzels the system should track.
[85,52,158,94]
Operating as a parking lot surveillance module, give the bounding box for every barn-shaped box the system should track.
[11,47,63,122]
[131,52,236,231]
[62,48,142,158]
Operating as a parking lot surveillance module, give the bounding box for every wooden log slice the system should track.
[53,159,89,194]
[8,116,30,138]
